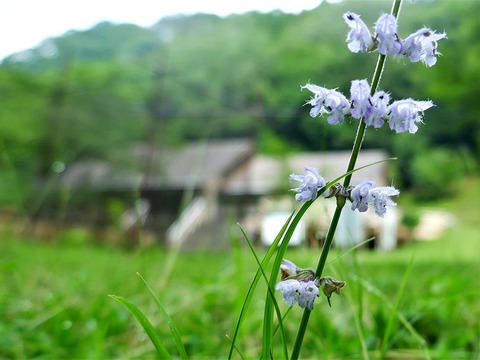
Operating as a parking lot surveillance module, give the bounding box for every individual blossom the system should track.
[369,186,400,217]
[290,166,326,202]
[403,28,447,67]
[364,90,390,128]
[375,13,402,55]
[297,281,320,310]
[280,258,315,282]
[349,79,371,119]
[350,179,374,212]
[301,84,350,125]
[387,99,434,134]
[343,12,375,53]
[274,279,302,306]
[318,276,346,307]
[301,83,330,117]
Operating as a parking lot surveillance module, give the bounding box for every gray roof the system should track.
[60,139,254,190]
[223,149,391,195]
[60,139,391,195]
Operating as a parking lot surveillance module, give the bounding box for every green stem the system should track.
[290,1,403,358]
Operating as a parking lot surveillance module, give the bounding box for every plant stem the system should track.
[290,1,403,358]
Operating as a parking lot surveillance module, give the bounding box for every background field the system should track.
[1,177,478,359]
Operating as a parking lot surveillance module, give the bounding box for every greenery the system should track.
[1,1,479,358]
[0,178,478,359]
[0,0,479,212]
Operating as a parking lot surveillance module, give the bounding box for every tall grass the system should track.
[1,184,478,359]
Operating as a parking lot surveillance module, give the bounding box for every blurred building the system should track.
[59,139,396,250]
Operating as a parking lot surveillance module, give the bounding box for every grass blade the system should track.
[352,273,430,359]
[227,212,294,360]
[238,223,289,360]
[262,201,313,359]
[380,256,415,359]
[136,273,188,360]
[108,295,172,359]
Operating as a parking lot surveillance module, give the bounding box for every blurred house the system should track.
[60,139,396,250]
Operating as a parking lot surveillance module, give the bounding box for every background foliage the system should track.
[1,0,478,211]
[0,3,478,213]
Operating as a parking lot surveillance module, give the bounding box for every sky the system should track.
[0,0,328,60]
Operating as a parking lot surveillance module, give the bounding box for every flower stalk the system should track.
[290,1,403,358]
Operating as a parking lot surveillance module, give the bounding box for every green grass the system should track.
[0,178,479,359]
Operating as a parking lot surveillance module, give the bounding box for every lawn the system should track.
[0,178,479,359]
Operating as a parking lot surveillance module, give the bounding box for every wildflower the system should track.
[318,276,346,307]
[369,186,400,217]
[302,84,350,124]
[403,28,447,67]
[375,14,402,55]
[350,79,371,119]
[324,90,351,125]
[297,281,320,310]
[290,166,326,202]
[364,90,390,128]
[275,279,303,306]
[275,259,320,310]
[350,179,374,212]
[387,99,434,134]
[343,12,375,53]
[280,259,315,282]
[301,83,330,117]
[275,280,320,310]
[349,181,399,217]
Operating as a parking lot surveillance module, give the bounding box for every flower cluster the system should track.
[289,166,326,201]
[302,79,434,134]
[344,12,447,67]
[290,167,399,218]
[348,179,400,217]
[275,259,345,309]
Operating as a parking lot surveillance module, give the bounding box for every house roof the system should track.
[223,149,391,195]
[60,139,391,195]
[60,139,254,191]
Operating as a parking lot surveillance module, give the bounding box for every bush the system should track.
[410,148,466,200]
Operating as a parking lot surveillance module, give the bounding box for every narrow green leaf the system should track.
[380,256,415,359]
[227,212,294,360]
[108,295,172,359]
[238,223,288,360]
[136,273,188,360]
[263,200,313,359]
[353,274,430,359]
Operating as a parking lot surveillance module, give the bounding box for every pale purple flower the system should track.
[350,79,371,119]
[275,279,302,306]
[302,83,350,125]
[324,91,350,125]
[297,281,320,310]
[375,14,402,55]
[350,180,399,217]
[343,12,375,53]
[403,28,447,66]
[387,99,435,134]
[350,180,374,212]
[301,83,330,117]
[364,90,390,128]
[369,186,400,217]
[290,166,326,202]
[275,279,320,310]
